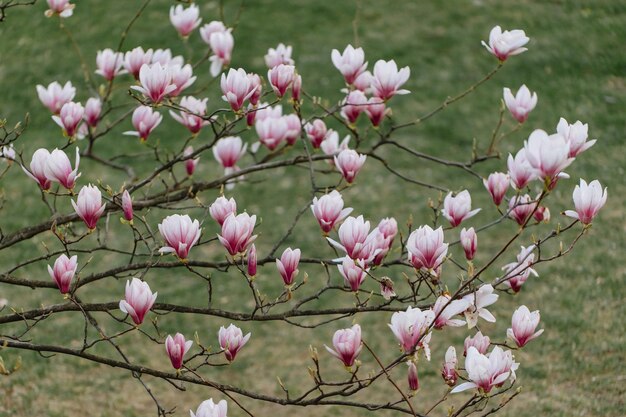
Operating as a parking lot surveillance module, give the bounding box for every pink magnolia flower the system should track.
[508,194,537,226]
[183,146,200,176]
[158,214,201,260]
[247,73,262,105]
[95,49,126,81]
[45,0,74,18]
[321,130,351,162]
[483,172,510,206]
[165,333,193,370]
[119,278,157,325]
[218,324,251,362]
[371,59,410,100]
[432,294,470,329]
[218,213,257,256]
[507,149,537,190]
[221,68,254,112]
[464,331,490,356]
[524,129,574,183]
[71,184,106,230]
[52,101,84,138]
[23,148,52,190]
[292,74,302,102]
[388,306,435,354]
[47,254,77,294]
[169,3,201,37]
[501,245,538,293]
[460,227,477,261]
[255,116,288,150]
[334,149,366,183]
[380,277,396,300]
[452,346,518,394]
[200,21,228,44]
[556,117,596,157]
[283,114,301,145]
[503,85,537,123]
[507,305,544,348]
[255,103,283,122]
[151,48,184,67]
[441,346,458,386]
[124,106,162,142]
[341,90,367,124]
[442,190,481,227]
[463,284,499,328]
[338,257,368,292]
[36,81,75,114]
[209,196,237,226]
[482,26,529,61]
[276,247,301,285]
[84,97,101,127]
[123,47,153,79]
[44,147,81,190]
[371,217,397,265]
[407,361,419,391]
[247,244,257,277]
[327,215,371,259]
[191,399,228,417]
[325,324,362,367]
[564,179,607,224]
[169,96,210,134]
[122,190,133,222]
[265,43,294,68]
[304,119,327,148]
[131,63,176,104]
[169,64,196,97]
[406,225,448,272]
[209,30,235,77]
[267,64,295,97]
[331,45,367,85]
[310,190,353,234]
[365,97,387,127]
[533,205,550,223]
[353,70,373,92]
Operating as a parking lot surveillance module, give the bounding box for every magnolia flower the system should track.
[556,117,597,157]
[36,81,75,113]
[508,194,537,226]
[169,96,210,134]
[267,64,295,97]
[218,324,251,362]
[507,305,544,348]
[221,68,254,111]
[247,244,257,277]
[95,49,126,81]
[304,119,328,148]
[406,225,448,273]
[507,149,536,190]
[131,63,176,104]
[407,361,419,391]
[72,184,106,229]
[325,324,362,367]
[151,48,184,67]
[122,190,133,222]
[190,399,228,417]
[533,205,550,223]
[365,97,387,127]
[327,215,371,259]
[463,284,498,328]
[247,73,262,105]
[388,306,435,355]
[501,245,538,293]
[209,30,235,77]
[464,331,491,356]
[158,214,201,260]
[124,106,162,142]
[52,101,84,138]
[255,116,288,150]
[169,64,196,97]
[432,294,470,329]
[334,149,367,183]
[371,59,410,100]
[442,190,480,227]
[200,21,228,44]
[213,136,247,168]
[276,247,301,286]
[292,73,302,101]
[452,346,518,394]
[218,213,257,256]
[310,190,352,234]
[564,179,607,224]
[23,149,52,190]
[441,346,458,386]
[372,217,397,265]
[283,114,301,145]
[123,47,153,79]
[483,172,510,206]
[44,147,81,190]
[482,25,529,61]
[84,97,101,127]
[320,130,350,158]
[165,333,193,370]
[183,146,200,176]
[503,85,537,123]
[524,129,574,183]
[380,277,396,300]
[341,90,367,124]
[47,254,77,294]
[460,227,477,261]
[331,44,367,85]
[209,196,237,226]
[0,144,15,162]
[45,0,74,18]
[338,257,368,292]
[265,43,294,68]
[169,3,201,37]
[353,70,373,92]
[119,278,157,325]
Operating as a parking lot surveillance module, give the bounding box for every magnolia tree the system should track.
[0,1,608,417]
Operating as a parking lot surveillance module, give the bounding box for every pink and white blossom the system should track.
[327,215,371,259]
[47,254,77,294]
[406,225,448,273]
[122,190,133,222]
[23,148,52,190]
[255,116,288,150]
[507,149,536,190]
[71,184,106,230]
[503,85,537,123]
[213,136,247,169]
[388,306,435,355]
[44,147,81,190]
[158,214,202,260]
[247,244,257,277]
[482,26,529,61]
[460,227,477,261]
[483,172,510,206]
[95,49,126,81]
[45,0,74,18]
[131,63,176,104]
[169,64,196,97]
[501,245,538,293]
[218,213,257,256]
[265,43,294,68]
[292,74,302,101]
[331,44,367,85]
[365,97,387,127]
[432,294,470,329]
[124,47,153,79]
[183,146,200,176]
[556,117,596,157]
[508,194,537,226]
[247,73,262,105]
[320,130,350,158]
[463,284,498,328]
[337,257,368,292]
[276,247,301,286]
[452,346,518,394]
[564,179,607,224]
[208,30,234,77]
[371,59,410,100]
[341,90,367,124]
[221,68,254,112]
[209,196,237,226]
[169,3,201,38]
[304,119,327,148]
[507,305,543,348]
[36,81,75,114]
[325,324,362,367]
[119,278,157,325]
[283,114,301,145]
[190,399,228,417]
[380,277,396,300]
[524,129,574,183]
[310,190,353,234]
[218,324,250,362]
[441,346,458,386]
[84,97,101,127]
[169,96,210,134]
[334,149,367,184]
[52,101,84,138]
[407,361,419,391]
[200,21,228,45]
[151,49,184,67]
[464,331,491,356]
[267,64,295,97]
[353,70,373,92]
[442,190,481,227]
[165,333,193,370]
[124,106,162,142]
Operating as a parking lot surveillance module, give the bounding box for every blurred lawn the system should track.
[0,1,625,416]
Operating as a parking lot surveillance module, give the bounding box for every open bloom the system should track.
[183,146,200,176]
[158,214,201,260]
[190,399,228,417]
[325,324,362,367]
[406,225,448,272]
[151,48,184,67]
[389,306,435,354]
[407,361,419,391]
[341,90,367,124]
[52,101,84,138]
[165,333,193,370]
[45,0,74,17]
[334,149,366,183]
[131,63,176,104]
[213,136,247,168]
[221,68,254,111]
[255,116,288,150]
[507,149,536,190]
[371,59,410,100]
[276,247,301,285]
[338,257,368,291]
[265,43,294,68]
[72,184,106,229]
[119,278,157,325]
[327,215,371,259]
[23,149,52,190]
[218,324,251,362]
[169,3,201,37]
[208,30,235,77]
[304,119,328,148]
[331,44,367,85]
[218,213,257,256]
[122,190,133,222]
[441,346,458,386]
[47,254,77,294]
[463,284,498,328]
[564,179,607,224]
[507,305,544,348]
[95,49,126,80]
[503,85,537,123]
[482,25,529,61]
[36,81,75,113]
[501,245,538,292]
[310,190,352,234]
[460,227,477,261]
[44,147,81,190]
[442,190,480,227]
[209,196,237,226]
[483,172,509,206]
[464,331,491,355]
[169,96,210,134]
[452,346,518,394]
[432,294,470,329]
[320,130,350,158]
[168,64,196,97]
[557,117,596,157]
[508,194,537,226]
[524,129,574,183]
[124,47,153,79]
[267,64,295,97]
[124,106,162,142]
